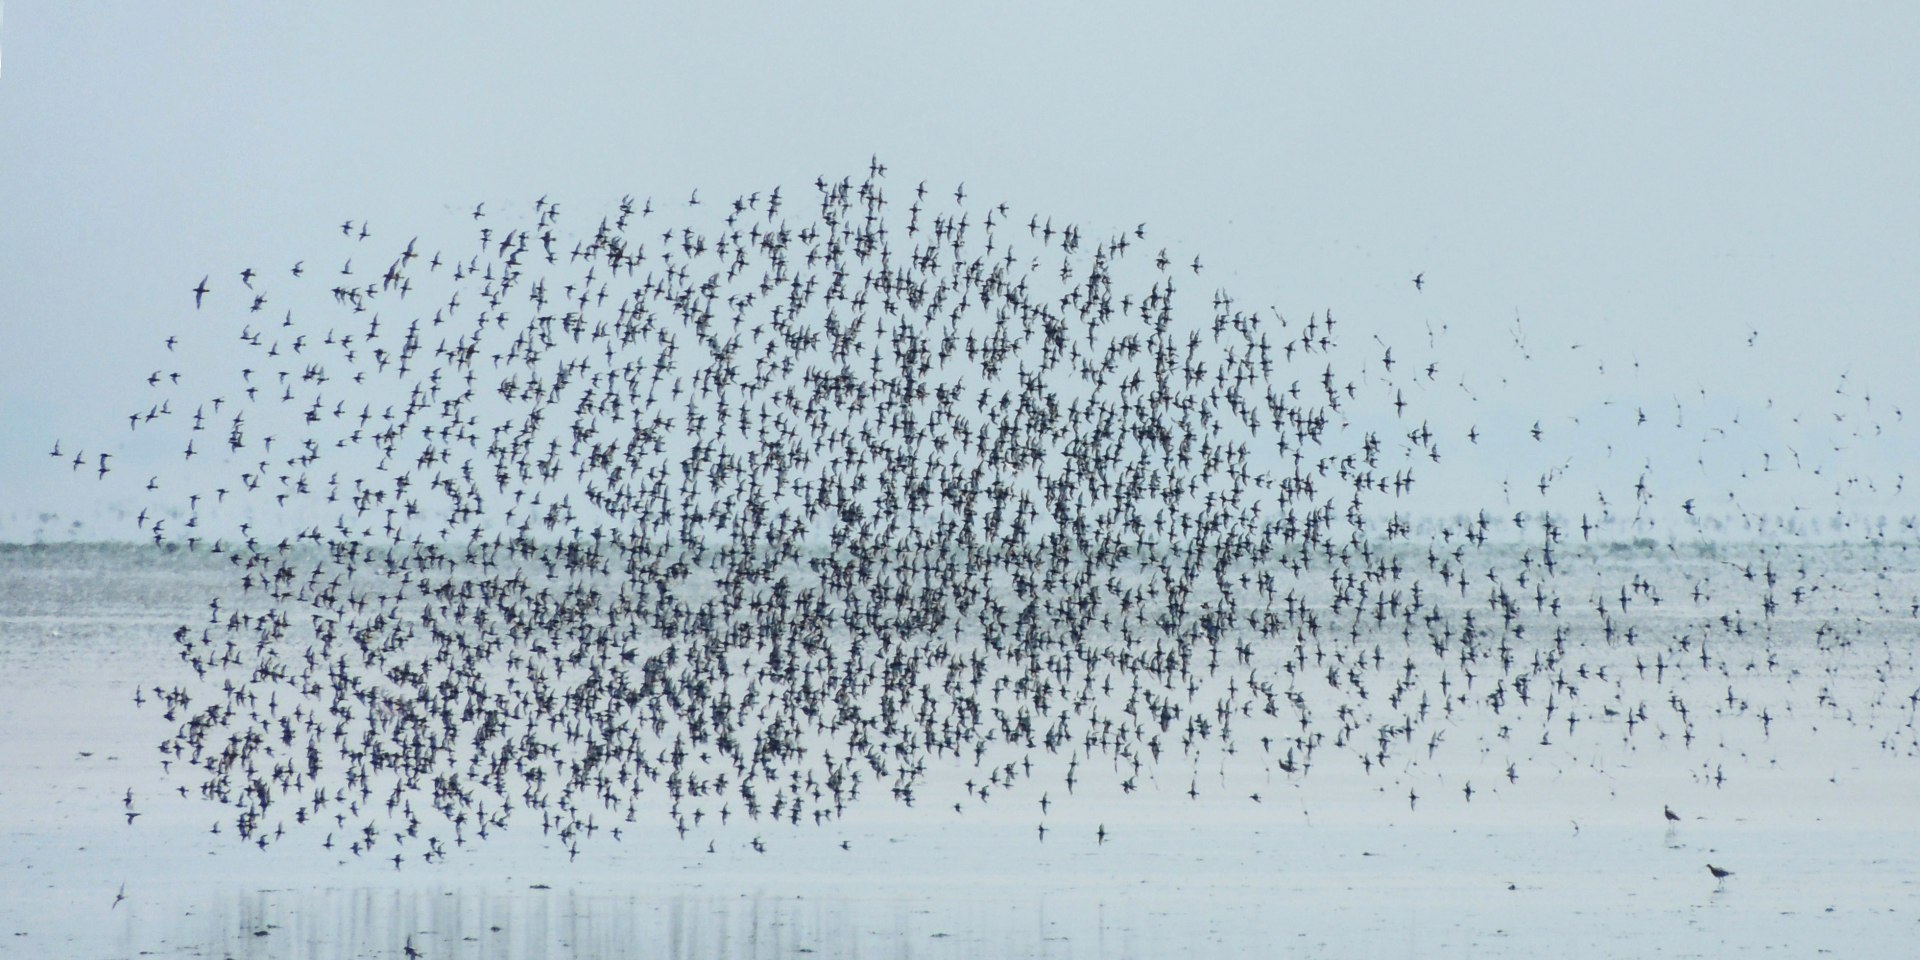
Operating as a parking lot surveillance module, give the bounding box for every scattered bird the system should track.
[61,160,1918,869]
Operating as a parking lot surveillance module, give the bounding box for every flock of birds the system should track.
[60,159,1920,872]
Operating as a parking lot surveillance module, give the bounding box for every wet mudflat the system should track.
[4,545,1917,959]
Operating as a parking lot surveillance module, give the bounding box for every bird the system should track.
[65,158,1905,874]
[1707,864,1733,880]
[192,276,209,308]
[1665,805,1679,823]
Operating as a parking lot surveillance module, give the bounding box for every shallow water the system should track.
[3,543,1919,958]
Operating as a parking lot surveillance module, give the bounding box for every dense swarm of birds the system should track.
[62,160,1920,865]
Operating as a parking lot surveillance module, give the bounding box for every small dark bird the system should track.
[80,160,1878,873]
[112,883,126,909]
[1707,864,1733,880]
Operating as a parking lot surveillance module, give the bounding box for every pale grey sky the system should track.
[4,2,1917,538]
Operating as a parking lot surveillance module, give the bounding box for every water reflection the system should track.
[180,885,1076,960]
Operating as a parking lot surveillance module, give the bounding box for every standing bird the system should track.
[1707,864,1733,881]
[1664,805,1680,823]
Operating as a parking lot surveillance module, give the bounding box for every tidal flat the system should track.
[3,543,1918,958]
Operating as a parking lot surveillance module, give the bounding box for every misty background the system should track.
[3,2,1917,541]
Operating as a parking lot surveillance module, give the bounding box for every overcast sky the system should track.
[4,2,1917,539]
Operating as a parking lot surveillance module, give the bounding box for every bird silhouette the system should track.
[59,158,1919,870]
